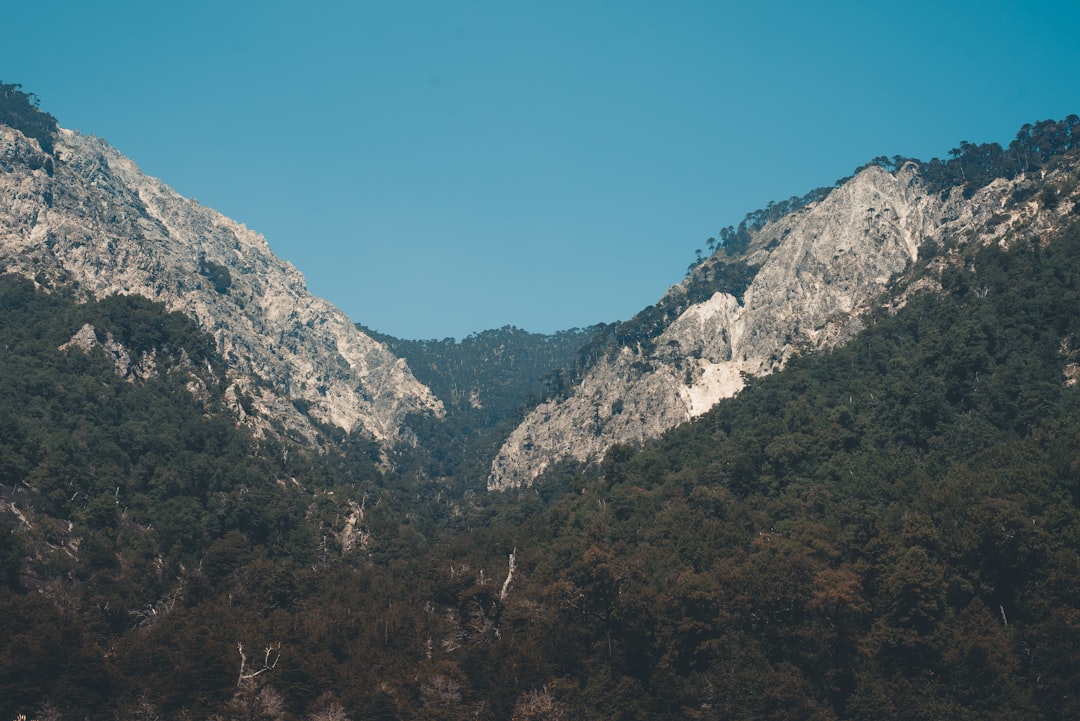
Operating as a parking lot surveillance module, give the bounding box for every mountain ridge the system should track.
[489,137,1080,489]
[1,119,443,448]
[4,85,1080,719]
[4,98,1079,495]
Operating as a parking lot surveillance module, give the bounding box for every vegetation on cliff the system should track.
[363,324,597,489]
[0,82,58,155]
[5,213,1080,719]
[3,104,1080,720]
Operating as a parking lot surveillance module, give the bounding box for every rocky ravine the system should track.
[489,163,1048,490]
[0,125,442,444]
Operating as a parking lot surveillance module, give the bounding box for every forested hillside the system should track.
[3,98,1080,720]
[363,324,598,490]
[504,220,1080,720]
[6,217,1080,720]
[490,114,1080,491]
[0,279,382,717]
[0,81,57,155]
[367,325,598,422]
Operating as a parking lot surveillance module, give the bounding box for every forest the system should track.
[0,81,58,155]
[2,105,1080,719]
[3,214,1080,720]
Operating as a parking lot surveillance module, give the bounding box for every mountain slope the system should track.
[7,204,1080,721]
[366,324,598,424]
[3,88,1080,719]
[363,324,600,490]
[0,118,442,445]
[490,135,1080,489]
[488,215,1080,721]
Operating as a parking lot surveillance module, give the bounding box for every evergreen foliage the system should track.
[716,184,836,258]
[4,101,1080,719]
[705,115,1080,264]
[6,217,1080,720]
[918,115,1080,198]
[368,325,596,425]
[198,256,233,295]
[500,218,1080,720]
[0,82,58,154]
[0,282,380,717]
[363,325,597,491]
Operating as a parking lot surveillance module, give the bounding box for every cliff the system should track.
[0,124,443,445]
[489,160,1078,489]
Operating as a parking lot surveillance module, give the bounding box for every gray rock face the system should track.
[1,125,442,444]
[58,322,164,382]
[489,164,1028,490]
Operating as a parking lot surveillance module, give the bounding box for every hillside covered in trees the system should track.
[0,81,58,155]
[2,104,1080,719]
[4,215,1080,720]
[361,324,599,491]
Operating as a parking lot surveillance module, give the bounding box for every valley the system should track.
[2,82,1080,720]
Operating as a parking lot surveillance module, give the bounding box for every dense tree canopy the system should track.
[0,81,58,154]
[364,324,597,491]
[3,113,1080,720]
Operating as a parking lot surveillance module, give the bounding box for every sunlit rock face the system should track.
[489,163,1034,490]
[1,125,442,445]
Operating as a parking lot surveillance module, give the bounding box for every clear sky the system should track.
[3,1,1079,339]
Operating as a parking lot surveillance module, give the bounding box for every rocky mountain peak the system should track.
[488,158,1076,490]
[1,124,443,445]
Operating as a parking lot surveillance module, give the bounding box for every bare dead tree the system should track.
[237,642,280,686]
[512,685,569,721]
[420,673,462,707]
[130,586,182,630]
[305,698,350,721]
[219,684,286,721]
[499,547,517,602]
[465,597,499,643]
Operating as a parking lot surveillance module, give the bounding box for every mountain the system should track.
[497,215,1080,721]
[0,86,442,448]
[490,126,1080,489]
[4,84,1080,719]
[365,324,599,425]
[352,324,599,496]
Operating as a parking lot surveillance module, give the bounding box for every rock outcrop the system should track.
[1,125,442,444]
[489,163,1053,489]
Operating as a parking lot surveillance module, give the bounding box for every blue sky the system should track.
[4,1,1079,339]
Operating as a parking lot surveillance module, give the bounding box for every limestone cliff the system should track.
[489,162,1073,490]
[0,124,442,444]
